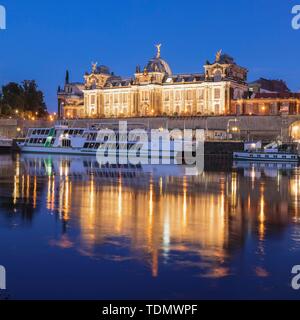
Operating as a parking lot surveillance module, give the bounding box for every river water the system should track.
[0,153,300,299]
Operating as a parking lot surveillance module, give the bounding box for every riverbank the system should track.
[1,115,299,142]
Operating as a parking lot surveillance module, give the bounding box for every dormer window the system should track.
[214,70,222,82]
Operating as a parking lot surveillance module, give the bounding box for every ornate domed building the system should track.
[58,45,249,118]
[144,44,172,76]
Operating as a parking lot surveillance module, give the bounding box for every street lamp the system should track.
[227,118,240,139]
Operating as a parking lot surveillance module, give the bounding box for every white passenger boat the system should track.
[233,141,299,163]
[17,123,197,160]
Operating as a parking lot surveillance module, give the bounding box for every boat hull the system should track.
[233,152,299,163]
[17,145,182,159]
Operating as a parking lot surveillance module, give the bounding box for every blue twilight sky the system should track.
[0,0,299,111]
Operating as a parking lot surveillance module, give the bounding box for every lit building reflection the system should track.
[0,154,299,279]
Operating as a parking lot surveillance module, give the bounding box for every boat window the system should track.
[69,130,74,135]
[51,138,55,145]
[42,139,46,144]
[79,130,84,135]
[83,143,89,149]
[30,139,33,143]
[32,130,37,135]
[37,130,41,135]
[283,156,286,159]
[94,143,100,149]
[62,139,71,148]
[41,130,45,135]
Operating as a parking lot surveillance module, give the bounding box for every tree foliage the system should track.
[0,80,47,117]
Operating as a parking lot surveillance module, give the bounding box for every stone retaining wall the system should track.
[1,115,300,141]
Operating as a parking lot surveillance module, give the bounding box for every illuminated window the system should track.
[214,88,221,99]
[197,89,204,100]
[105,95,110,105]
[123,93,128,104]
[114,94,119,104]
[164,91,170,101]
[142,91,149,101]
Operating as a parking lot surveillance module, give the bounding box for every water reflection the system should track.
[1,154,300,298]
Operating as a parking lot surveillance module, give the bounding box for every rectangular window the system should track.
[114,94,118,104]
[123,94,128,103]
[187,90,192,100]
[198,89,204,100]
[141,91,150,101]
[214,88,221,99]
[164,91,170,101]
[91,95,96,105]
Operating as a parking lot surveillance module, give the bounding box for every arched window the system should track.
[214,70,222,82]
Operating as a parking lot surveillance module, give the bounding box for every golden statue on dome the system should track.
[155,44,162,58]
[216,49,222,62]
[91,62,98,73]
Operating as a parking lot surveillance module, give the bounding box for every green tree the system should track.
[22,80,47,116]
[0,82,24,114]
[0,80,47,117]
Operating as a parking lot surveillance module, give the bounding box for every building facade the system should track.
[231,93,300,116]
[58,46,249,119]
[57,71,85,119]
